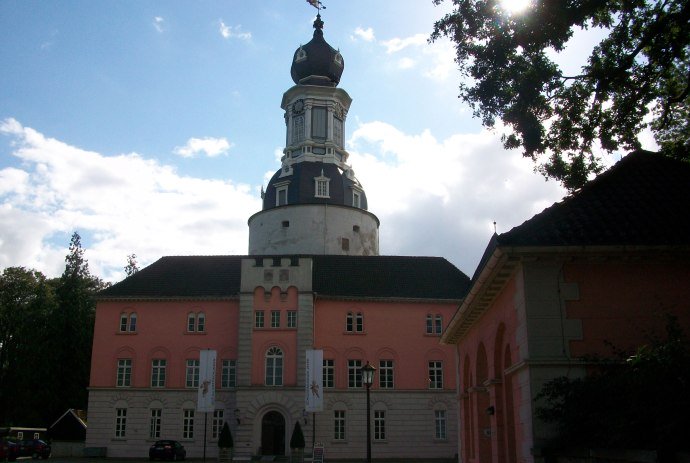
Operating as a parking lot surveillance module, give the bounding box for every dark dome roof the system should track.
[263,162,368,211]
[290,15,344,87]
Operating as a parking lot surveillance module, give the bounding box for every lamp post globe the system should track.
[361,361,376,463]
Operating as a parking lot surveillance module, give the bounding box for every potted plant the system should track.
[290,421,306,463]
[218,421,233,462]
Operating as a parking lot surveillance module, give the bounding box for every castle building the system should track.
[85,15,470,461]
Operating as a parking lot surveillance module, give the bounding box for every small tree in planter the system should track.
[218,421,234,462]
[290,421,306,463]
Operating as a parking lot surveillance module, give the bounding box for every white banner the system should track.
[197,349,217,412]
[305,349,323,412]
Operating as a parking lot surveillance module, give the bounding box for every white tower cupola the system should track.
[248,14,379,256]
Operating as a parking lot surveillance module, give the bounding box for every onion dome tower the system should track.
[248,14,379,256]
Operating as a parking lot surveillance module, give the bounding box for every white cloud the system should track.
[347,121,566,274]
[0,116,566,282]
[173,137,233,158]
[380,33,427,54]
[352,26,375,42]
[153,16,164,33]
[219,20,251,41]
[0,118,259,281]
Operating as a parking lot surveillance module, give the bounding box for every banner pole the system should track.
[203,412,208,463]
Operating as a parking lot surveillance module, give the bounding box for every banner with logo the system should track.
[305,349,323,412]
[197,349,217,412]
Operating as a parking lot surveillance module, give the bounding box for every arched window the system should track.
[346,312,354,332]
[119,312,137,332]
[129,313,137,332]
[197,312,205,332]
[265,347,283,386]
[120,313,128,332]
[355,312,364,332]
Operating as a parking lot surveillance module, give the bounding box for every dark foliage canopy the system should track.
[535,317,690,454]
[432,0,690,190]
[0,232,106,427]
[290,421,306,449]
[218,421,234,448]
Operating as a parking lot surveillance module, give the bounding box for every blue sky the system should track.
[1,1,643,282]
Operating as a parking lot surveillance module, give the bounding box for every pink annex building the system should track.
[85,15,470,461]
[441,151,690,463]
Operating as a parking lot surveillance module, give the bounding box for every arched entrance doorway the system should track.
[261,411,286,456]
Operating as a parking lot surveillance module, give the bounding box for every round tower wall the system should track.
[248,204,379,256]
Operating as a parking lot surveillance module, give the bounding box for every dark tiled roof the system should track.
[312,255,470,299]
[98,256,244,299]
[98,255,470,301]
[498,151,690,247]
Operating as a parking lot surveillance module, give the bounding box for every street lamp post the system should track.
[361,361,376,463]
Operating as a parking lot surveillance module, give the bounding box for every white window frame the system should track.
[271,310,280,328]
[186,359,200,388]
[117,359,132,387]
[428,361,444,389]
[151,359,166,388]
[221,359,236,388]
[255,310,265,328]
[265,346,284,386]
[212,409,224,439]
[323,359,334,388]
[374,410,386,441]
[334,410,346,440]
[115,408,127,438]
[348,359,362,388]
[183,409,195,439]
[435,410,447,440]
[314,171,330,198]
[379,360,394,389]
[276,184,289,206]
[287,310,297,328]
[150,408,162,439]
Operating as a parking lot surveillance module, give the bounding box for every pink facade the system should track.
[90,300,239,389]
[445,254,690,463]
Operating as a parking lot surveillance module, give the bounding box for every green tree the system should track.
[432,0,690,190]
[0,267,56,425]
[46,232,107,422]
[218,421,234,449]
[536,317,690,457]
[124,253,139,277]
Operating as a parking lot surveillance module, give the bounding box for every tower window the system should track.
[341,238,349,251]
[333,117,343,147]
[314,171,330,198]
[293,114,305,143]
[312,107,327,140]
[282,220,290,228]
[276,186,288,206]
[353,192,361,208]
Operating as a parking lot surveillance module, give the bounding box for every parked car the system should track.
[16,439,51,459]
[0,439,18,461]
[149,440,186,461]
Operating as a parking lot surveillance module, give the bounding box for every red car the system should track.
[0,439,19,461]
[149,440,186,461]
[17,439,51,459]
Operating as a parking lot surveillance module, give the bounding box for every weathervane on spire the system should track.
[306,0,326,11]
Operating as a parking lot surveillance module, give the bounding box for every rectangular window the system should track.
[346,312,353,332]
[271,310,280,328]
[435,410,447,439]
[128,313,137,332]
[212,410,224,439]
[355,312,364,332]
[183,409,195,439]
[333,117,343,147]
[348,359,362,388]
[277,187,288,206]
[287,310,297,328]
[353,191,361,208]
[150,409,162,439]
[334,410,346,440]
[151,359,166,388]
[17,432,23,440]
[115,408,127,438]
[379,360,394,389]
[221,359,236,388]
[429,361,444,389]
[323,359,334,388]
[315,179,329,198]
[186,359,200,388]
[117,359,132,387]
[120,314,128,332]
[255,310,265,328]
[312,107,327,140]
[187,313,196,332]
[435,315,443,335]
[426,315,433,334]
[293,114,305,143]
[374,410,386,440]
[197,313,205,332]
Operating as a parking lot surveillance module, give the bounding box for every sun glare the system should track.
[500,0,532,14]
